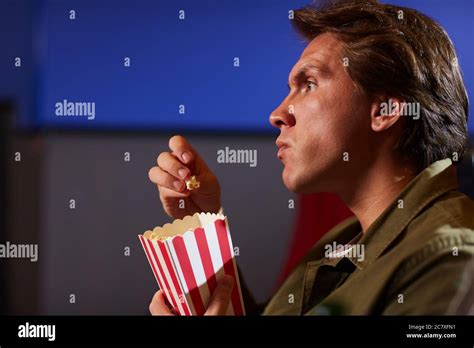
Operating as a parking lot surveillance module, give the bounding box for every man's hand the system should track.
[148,135,221,219]
[149,275,235,316]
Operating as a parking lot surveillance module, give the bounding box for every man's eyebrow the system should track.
[288,60,331,89]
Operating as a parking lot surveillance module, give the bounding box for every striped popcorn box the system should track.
[139,212,245,316]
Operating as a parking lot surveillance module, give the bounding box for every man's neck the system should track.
[339,159,418,233]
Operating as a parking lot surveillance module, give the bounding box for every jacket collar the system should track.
[346,158,458,270]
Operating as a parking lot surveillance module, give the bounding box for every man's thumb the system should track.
[205,275,234,315]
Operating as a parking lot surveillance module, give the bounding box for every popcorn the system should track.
[185,175,200,190]
[138,212,245,316]
[147,231,167,241]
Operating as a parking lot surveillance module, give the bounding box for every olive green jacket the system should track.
[244,158,474,315]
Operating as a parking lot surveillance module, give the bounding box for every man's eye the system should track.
[305,80,317,92]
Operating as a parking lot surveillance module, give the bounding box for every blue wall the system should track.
[36,0,308,131]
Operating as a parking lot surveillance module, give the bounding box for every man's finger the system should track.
[156,152,191,181]
[205,275,234,316]
[148,166,185,192]
[158,185,191,199]
[169,135,195,165]
[149,290,175,316]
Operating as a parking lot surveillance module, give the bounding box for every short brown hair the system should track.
[292,0,469,169]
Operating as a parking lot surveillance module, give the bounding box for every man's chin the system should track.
[282,167,327,194]
[282,170,313,194]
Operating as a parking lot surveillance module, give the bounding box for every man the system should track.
[148,0,474,315]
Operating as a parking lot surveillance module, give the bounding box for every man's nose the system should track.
[269,102,296,129]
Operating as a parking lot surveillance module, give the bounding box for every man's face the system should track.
[270,33,373,194]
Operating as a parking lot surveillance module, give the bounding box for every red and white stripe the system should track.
[139,217,245,316]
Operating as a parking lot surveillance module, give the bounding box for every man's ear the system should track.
[370,97,404,132]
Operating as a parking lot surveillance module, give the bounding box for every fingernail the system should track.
[182,152,191,163]
[178,168,188,179]
[173,180,183,190]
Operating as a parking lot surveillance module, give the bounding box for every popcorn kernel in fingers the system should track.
[185,175,200,190]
